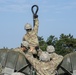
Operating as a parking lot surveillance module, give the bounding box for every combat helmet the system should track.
[21,41,29,48]
[47,45,55,53]
[39,51,50,62]
[24,23,32,30]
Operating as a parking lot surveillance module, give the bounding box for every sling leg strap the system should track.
[59,65,72,75]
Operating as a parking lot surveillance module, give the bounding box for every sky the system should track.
[0,0,76,48]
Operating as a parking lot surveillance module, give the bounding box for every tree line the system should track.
[38,33,76,56]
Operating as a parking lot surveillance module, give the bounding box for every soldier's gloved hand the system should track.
[34,14,38,18]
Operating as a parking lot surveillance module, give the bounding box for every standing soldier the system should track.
[22,5,39,54]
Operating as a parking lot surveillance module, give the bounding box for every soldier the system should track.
[14,41,29,53]
[22,5,39,55]
[0,41,30,75]
[46,45,63,60]
[47,45,55,53]
[39,51,50,62]
[46,45,55,59]
[22,14,39,54]
[38,45,55,62]
[23,45,63,75]
[38,45,63,61]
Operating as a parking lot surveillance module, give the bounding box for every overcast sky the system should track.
[0,0,76,48]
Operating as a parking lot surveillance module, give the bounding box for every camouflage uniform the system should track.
[14,41,29,53]
[23,18,39,47]
[39,51,50,62]
[11,72,25,75]
[14,48,23,53]
[18,45,63,75]
[24,51,63,75]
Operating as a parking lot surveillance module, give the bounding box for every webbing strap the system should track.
[60,65,72,75]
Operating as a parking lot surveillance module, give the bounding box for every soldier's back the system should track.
[24,52,63,75]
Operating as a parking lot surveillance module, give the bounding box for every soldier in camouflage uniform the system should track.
[22,14,39,54]
[14,41,29,53]
[22,45,63,75]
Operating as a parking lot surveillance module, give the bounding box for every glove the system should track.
[34,14,38,18]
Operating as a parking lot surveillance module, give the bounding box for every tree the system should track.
[38,36,47,51]
[46,35,58,46]
[55,33,76,56]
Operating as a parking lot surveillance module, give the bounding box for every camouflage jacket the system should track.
[13,48,63,75]
[23,18,39,47]
[22,52,63,75]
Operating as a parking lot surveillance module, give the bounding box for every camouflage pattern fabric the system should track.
[21,41,29,48]
[39,51,50,62]
[16,50,63,75]
[11,72,25,75]
[23,18,39,47]
[47,45,55,53]
[14,48,23,52]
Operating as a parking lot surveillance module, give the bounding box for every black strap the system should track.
[31,5,39,15]
[31,5,39,27]
[17,64,29,72]
[59,65,72,75]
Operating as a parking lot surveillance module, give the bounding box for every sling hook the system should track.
[31,5,39,15]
